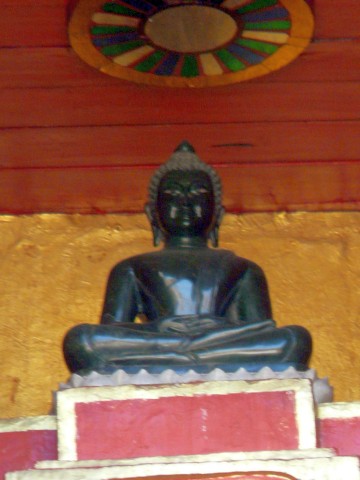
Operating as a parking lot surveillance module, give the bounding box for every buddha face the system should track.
[156,170,215,238]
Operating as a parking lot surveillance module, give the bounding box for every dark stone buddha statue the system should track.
[63,142,311,375]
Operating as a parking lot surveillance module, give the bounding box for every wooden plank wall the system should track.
[1,0,360,213]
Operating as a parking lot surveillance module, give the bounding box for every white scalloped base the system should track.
[60,367,333,404]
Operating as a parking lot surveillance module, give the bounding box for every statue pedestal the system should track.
[2,377,360,480]
[56,379,316,461]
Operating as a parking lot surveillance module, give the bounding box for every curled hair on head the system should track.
[145,142,224,247]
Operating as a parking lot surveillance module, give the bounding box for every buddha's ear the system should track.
[145,203,163,247]
[209,206,225,248]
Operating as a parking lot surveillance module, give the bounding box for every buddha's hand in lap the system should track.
[157,316,229,336]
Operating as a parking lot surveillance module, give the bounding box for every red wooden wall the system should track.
[1,0,360,214]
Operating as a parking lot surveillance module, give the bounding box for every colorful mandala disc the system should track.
[69,0,314,87]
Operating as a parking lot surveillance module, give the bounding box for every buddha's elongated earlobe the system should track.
[209,206,225,248]
[208,229,218,248]
[145,203,163,246]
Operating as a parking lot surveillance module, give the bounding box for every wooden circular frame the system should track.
[69,0,314,88]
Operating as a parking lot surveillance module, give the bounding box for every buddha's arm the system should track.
[100,263,141,325]
[224,263,273,324]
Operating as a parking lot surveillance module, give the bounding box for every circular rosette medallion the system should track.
[69,0,314,87]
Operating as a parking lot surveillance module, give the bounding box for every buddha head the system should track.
[146,141,224,247]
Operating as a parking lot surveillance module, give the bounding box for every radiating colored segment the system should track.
[113,45,154,65]
[135,50,166,72]
[244,20,291,30]
[236,37,279,54]
[181,55,199,77]
[237,0,278,14]
[154,53,181,75]
[92,13,140,27]
[227,43,264,64]
[241,6,289,22]
[199,53,224,75]
[92,32,139,46]
[242,30,289,43]
[91,25,135,35]
[120,0,156,13]
[102,2,143,17]
[215,49,246,71]
[221,0,248,9]
[101,40,145,56]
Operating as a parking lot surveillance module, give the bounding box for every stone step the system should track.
[35,447,337,470]
[6,454,360,480]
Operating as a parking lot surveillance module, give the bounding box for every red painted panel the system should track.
[2,121,360,169]
[1,83,360,129]
[0,162,360,215]
[2,41,360,89]
[266,40,360,83]
[318,417,360,456]
[314,0,360,39]
[0,2,68,48]
[0,430,57,480]
[75,391,297,460]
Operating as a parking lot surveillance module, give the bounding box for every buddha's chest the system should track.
[133,251,237,316]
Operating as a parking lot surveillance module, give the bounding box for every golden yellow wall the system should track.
[1,212,360,418]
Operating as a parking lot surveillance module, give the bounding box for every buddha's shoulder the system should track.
[108,249,264,275]
[215,249,265,276]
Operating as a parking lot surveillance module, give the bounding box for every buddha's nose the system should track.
[180,193,191,207]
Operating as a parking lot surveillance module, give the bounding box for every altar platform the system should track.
[1,378,360,480]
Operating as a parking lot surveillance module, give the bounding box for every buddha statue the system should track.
[63,142,311,375]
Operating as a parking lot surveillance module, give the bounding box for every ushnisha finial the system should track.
[174,140,196,153]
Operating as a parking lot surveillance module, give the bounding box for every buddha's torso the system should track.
[105,248,267,323]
